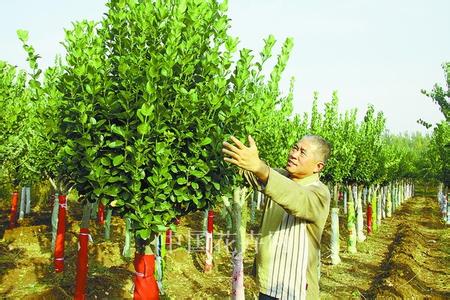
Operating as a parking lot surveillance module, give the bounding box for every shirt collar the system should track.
[293,173,320,185]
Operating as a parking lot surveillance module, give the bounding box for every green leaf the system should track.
[113,155,125,166]
[169,223,177,231]
[76,138,93,147]
[110,199,124,207]
[64,146,76,156]
[156,142,166,155]
[145,81,155,94]
[139,103,154,117]
[177,0,187,15]
[177,177,187,185]
[108,140,124,148]
[137,123,150,135]
[108,176,125,183]
[85,85,93,94]
[100,157,111,166]
[137,228,151,240]
[179,87,188,95]
[212,181,221,191]
[81,114,88,125]
[191,182,199,190]
[93,188,103,197]
[219,0,228,12]
[156,224,167,232]
[17,29,29,42]
[125,146,133,153]
[111,125,127,138]
[104,186,120,197]
[200,137,212,146]
[191,170,204,178]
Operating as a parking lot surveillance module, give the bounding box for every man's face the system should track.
[285,138,323,180]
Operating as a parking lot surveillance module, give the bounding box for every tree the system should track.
[419,62,449,187]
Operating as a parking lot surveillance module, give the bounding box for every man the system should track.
[222,134,331,300]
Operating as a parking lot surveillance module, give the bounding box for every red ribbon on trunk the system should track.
[207,210,214,233]
[74,227,90,299]
[54,195,67,272]
[8,191,19,228]
[165,229,172,246]
[98,202,105,225]
[133,253,159,300]
[204,210,214,272]
[367,204,373,235]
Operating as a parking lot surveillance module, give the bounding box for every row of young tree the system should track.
[420,62,449,223]
[0,0,448,298]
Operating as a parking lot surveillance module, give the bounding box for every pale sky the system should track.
[1,1,448,134]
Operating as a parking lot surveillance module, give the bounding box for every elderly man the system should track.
[222,134,331,300]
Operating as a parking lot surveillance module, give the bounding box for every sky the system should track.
[1,0,448,134]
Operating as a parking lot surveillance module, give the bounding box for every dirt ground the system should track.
[320,196,449,299]
[0,194,448,299]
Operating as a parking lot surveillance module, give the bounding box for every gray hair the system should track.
[302,135,331,163]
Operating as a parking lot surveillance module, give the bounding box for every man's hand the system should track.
[222,135,269,183]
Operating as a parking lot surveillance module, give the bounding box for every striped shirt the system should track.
[245,168,330,299]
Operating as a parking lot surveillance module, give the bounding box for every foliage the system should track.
[54,0,296,239]
[419,62,449,186]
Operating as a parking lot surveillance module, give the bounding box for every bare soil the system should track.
[0,195,448,299]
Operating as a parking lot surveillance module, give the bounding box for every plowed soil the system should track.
[0,195,448,299]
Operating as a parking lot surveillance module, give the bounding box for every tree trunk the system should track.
[104,208,112,240]
[155,234,165,295]
[25,186,31,214]
[204,209,214,272]
[386,185,392,218]
[376,186,382,227]
[133,237,159,300]
[123,218,132,258]
[98,202,105,225]
[250,190,257,223]
[74,203,92,300]
[54,194,67,272]
[221,195,233,232]
[231,186,247,300]
[90,199,98,219]
[8,191,19,228]
[355,185,366,242]
[343,190,348,215]
[330,184,341,265]
[366,203,372,235]
[19,187,26,220]
[347,185,357,254]
[362,186,368,207]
